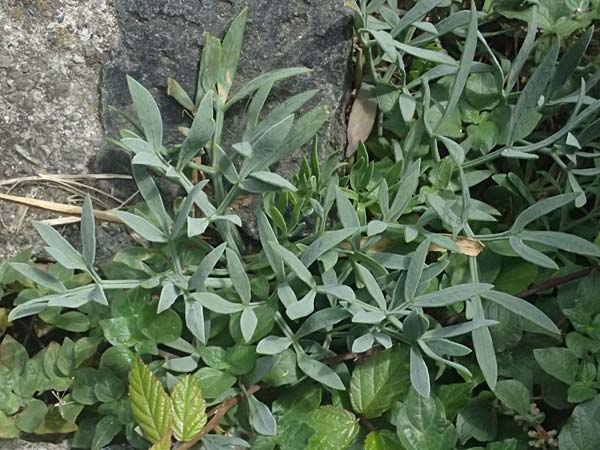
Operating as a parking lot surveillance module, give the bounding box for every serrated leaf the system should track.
[149,433,172,450]
[129,355,172,443]
[305,406,358,450]
[170,375,207,442]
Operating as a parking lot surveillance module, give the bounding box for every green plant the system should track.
[2,2,600,450]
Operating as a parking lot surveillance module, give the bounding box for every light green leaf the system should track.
[185,297,206,344]
[257,336,293,355]
[226,248,251,304]
[508,236,558,270]
[248,395,277,436]
[9,263,66,293]
[511,193,578,232]
[218,7,248,99]
[81,195,96,268]
[521,231,600,257]
[270,242,315,287]
[390,0,446,37]
[405,240,430,302]
[179,92,215,170]
[15,399,47,433]
[494,380,530,416]
[170,375,207,442]
[226,68,312,109]
[534,347,579,384]
[91,416,121,450]
[126,76,163,152]
[305,406,359,450]
[396,389,457,450]
[249,171,297,192]
[350,347,410,418]
[364,430,403,450]
[114,211,168,243]
[410,346,431,398]
[32,221,86,271]
[302,228,357,267]
[240,307,258,343]
[189,292,244,314]
[481,291,559,335]
[189,243,227,291]
[158,282,179,314]
[395,41,458,66]
[132,166,171,232]
[507,39,559,146]
[296,352,345,390]
[129,355,171,443]
[414,283,493,307]
[356,264,386,310]
[442,1,477,124]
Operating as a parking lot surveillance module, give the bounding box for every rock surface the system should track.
[97,0,354,237]
[0,0,123,260]
[0,0,353,256]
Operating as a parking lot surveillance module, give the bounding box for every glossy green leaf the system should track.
[396,389,457,450]
[91,416,121,450]
[534,347,579,384]
[350,347,410,418]
[305,406,359,450]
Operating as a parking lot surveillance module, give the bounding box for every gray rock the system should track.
[0,440,69,450]
[0,0,353,259]
[0,0,120,260]
[96,0,354,238]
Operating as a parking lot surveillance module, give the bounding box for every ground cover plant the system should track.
[1,1,600,449]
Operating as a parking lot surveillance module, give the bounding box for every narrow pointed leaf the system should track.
[127,76,163,152]
[481,291,559,335]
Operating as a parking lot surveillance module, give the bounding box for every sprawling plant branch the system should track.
[174,266,599,449]
[173,346,384,450]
